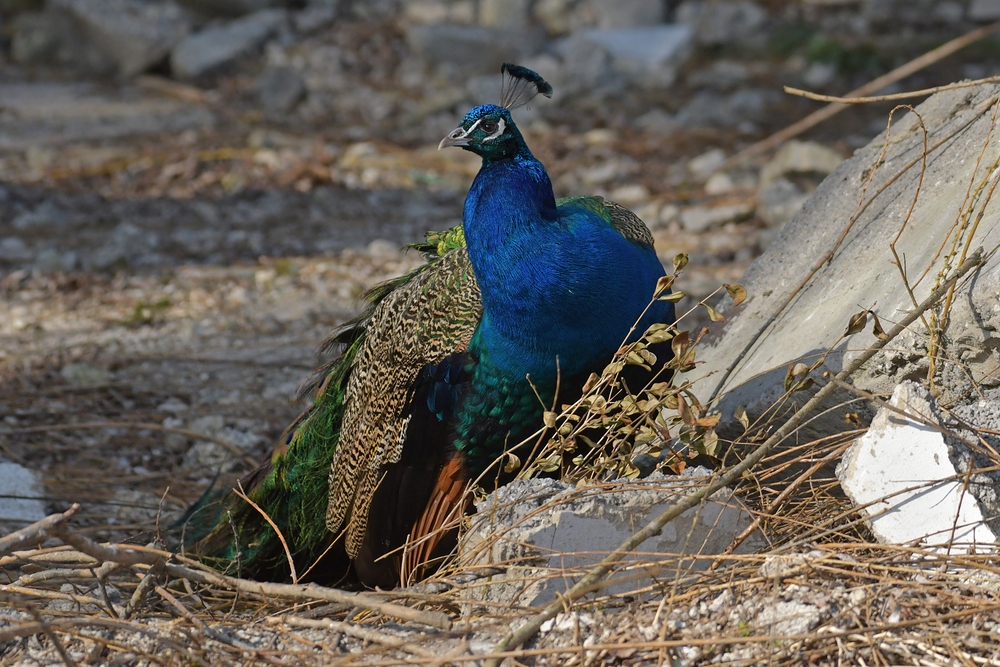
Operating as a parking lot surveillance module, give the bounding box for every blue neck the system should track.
[463,150,644,382]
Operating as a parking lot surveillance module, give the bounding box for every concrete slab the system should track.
[458,468,763,607]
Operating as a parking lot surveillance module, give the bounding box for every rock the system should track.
[759,140,843,186]
[533,0,663,33]
[686,59,752,92]
[634,108,677,135]
[689,83,1000,442]
[109,489,166,525]
[10,11,68,65]
[458,468,763,606]
[257,65,306,114]
[60,363,110,388]
[704,171,735,194]
[402,0,473,25]
[0,237,32,263]
[533,0,573,35]
[404,23,545,76]
[680,202,754,232]
[170,9,285,79]
[934,1,966,23]
[89,221,160,269]
[584,0,665,28]
[49,0,192,77]
[837,382,1000,553]
[609,183,650,205]
[181,415,266,473]
[555,25,693,88]
[756,599,822,636]
[674,88,778,131]
[687,148,726,180]
[478,0,531,29]
[802,61,838,89]
[0,462,47,533]
[177,0,279,17]
[292,3,337,34]
[12,201,67,230]
[550,34,618,98]
[969,0,1000,21]
[676,0,769,47]
[156,397,190,413]
[34,248,78,273]
[756,177,808,228]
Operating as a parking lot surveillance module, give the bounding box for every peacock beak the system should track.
[438,126,470,150]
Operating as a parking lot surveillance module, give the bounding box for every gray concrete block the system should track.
[170,9,285,79]
[457,468,762,607]
[686,83,1000,442]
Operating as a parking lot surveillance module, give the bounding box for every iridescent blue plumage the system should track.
[442,101,674,471]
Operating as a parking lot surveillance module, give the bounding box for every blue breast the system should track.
[463,154,672,383]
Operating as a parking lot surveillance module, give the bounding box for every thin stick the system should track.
[268,615,437,658]
[46,521,452,630]
[0,504,81,557]
[726,21,1000,167]
[233,481,298,584]
[155,584,257,652]
[483,251,984,666]
[784,76,1000,105]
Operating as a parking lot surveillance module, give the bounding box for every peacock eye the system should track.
[480,120,499,134]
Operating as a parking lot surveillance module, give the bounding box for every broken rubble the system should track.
[458,468,763,607]
[170,8,285,79]
[837,382,1000,554]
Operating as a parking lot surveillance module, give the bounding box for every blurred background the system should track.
[0,0,998,530]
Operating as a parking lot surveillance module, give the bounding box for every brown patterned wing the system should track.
[603,199,655,247]
[324,247,482,558]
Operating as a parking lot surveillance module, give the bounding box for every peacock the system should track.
[186,64,676,589]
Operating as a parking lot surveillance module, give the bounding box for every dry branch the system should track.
[0,505,80,557]
[268,615,438,658]
[726,20,1000,167]
[0,508,453,630]
[784,76,1000,105]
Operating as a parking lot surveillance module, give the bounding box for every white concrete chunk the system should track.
[837,382,998,554]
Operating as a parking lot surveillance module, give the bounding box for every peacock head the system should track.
[439,63,552,161]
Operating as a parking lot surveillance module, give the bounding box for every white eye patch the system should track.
[482,117,506,142]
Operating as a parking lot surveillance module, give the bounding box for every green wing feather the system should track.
[557,196,655,247]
